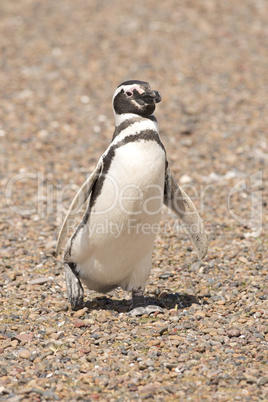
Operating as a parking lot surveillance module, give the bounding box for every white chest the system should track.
[92,140,166,217]
[70,139,166,290]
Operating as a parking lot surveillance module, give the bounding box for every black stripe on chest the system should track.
[120,129,165,151]
[112,115,157,141]
[90,129,166,209]
[112,117,141,141]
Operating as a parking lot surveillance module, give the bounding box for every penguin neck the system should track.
[112,113,159,143]
[114,112,157,128]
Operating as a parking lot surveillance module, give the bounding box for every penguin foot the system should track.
[129,305,164,317]
[145,304,164,314]
[64,263,84,310]
[129,288,164,316]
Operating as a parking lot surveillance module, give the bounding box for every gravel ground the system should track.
[0,0,267,401]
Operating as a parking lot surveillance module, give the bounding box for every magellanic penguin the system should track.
[56,80,208,315]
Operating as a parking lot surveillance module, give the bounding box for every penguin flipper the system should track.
[55,158,103,256]
[164,168,208,260]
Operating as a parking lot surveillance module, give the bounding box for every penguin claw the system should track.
[128,304,164,317]
[128,306,147,317]
[64,263,84,310]
[145,304,164,314]
[70,288,84,311]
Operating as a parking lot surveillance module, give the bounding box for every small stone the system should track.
[247,336,261,344]
[11,340,18,348]
[159,272,174,279]
[139,362,147,370]
[28,277,54,285]
[9,273,17,281]
[227,328,241,337]
[0,387,9,395]
[139,384,159,394]
[180,174,193,184]
[194,346,206,353]
[257,377,268,386]
[159,326,169,335]
[145,359,154,367]
[163,362,177,370]
[46,327,57,334]
[170,339,180,346]
[19,349,31,359]
[74,320,86,328]
[83,319,94,326]
[201,327,217,334]
[14,333,33,342]
[89,393,100,400]
[73,308,87,318]
[194,311,206,318]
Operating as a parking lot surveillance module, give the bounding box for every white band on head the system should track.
[126,85,145,95]
[113,84,145,101]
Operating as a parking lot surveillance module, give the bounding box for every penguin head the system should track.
[113,80,161,118]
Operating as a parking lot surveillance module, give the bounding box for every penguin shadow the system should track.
[84,292,209,314]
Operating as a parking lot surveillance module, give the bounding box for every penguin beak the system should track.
[138,88,162,104]
[150,89,162,103]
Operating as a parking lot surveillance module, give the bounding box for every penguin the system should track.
[56,80,208,315]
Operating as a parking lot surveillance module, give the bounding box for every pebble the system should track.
[227,327,241,337]
[27,277,54,285]
[194,311,206,318]
[73,308,87,318]
[46,327,57,334]
[74,320,87,328]
[257,377,268,386]
[19,350,31,359]
[14,333,33,342]
[159,326,169,335]
[180,174,193,184]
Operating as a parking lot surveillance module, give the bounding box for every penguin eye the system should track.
[126,91,132,96]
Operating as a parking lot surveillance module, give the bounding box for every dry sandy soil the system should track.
[0,0,267,401]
